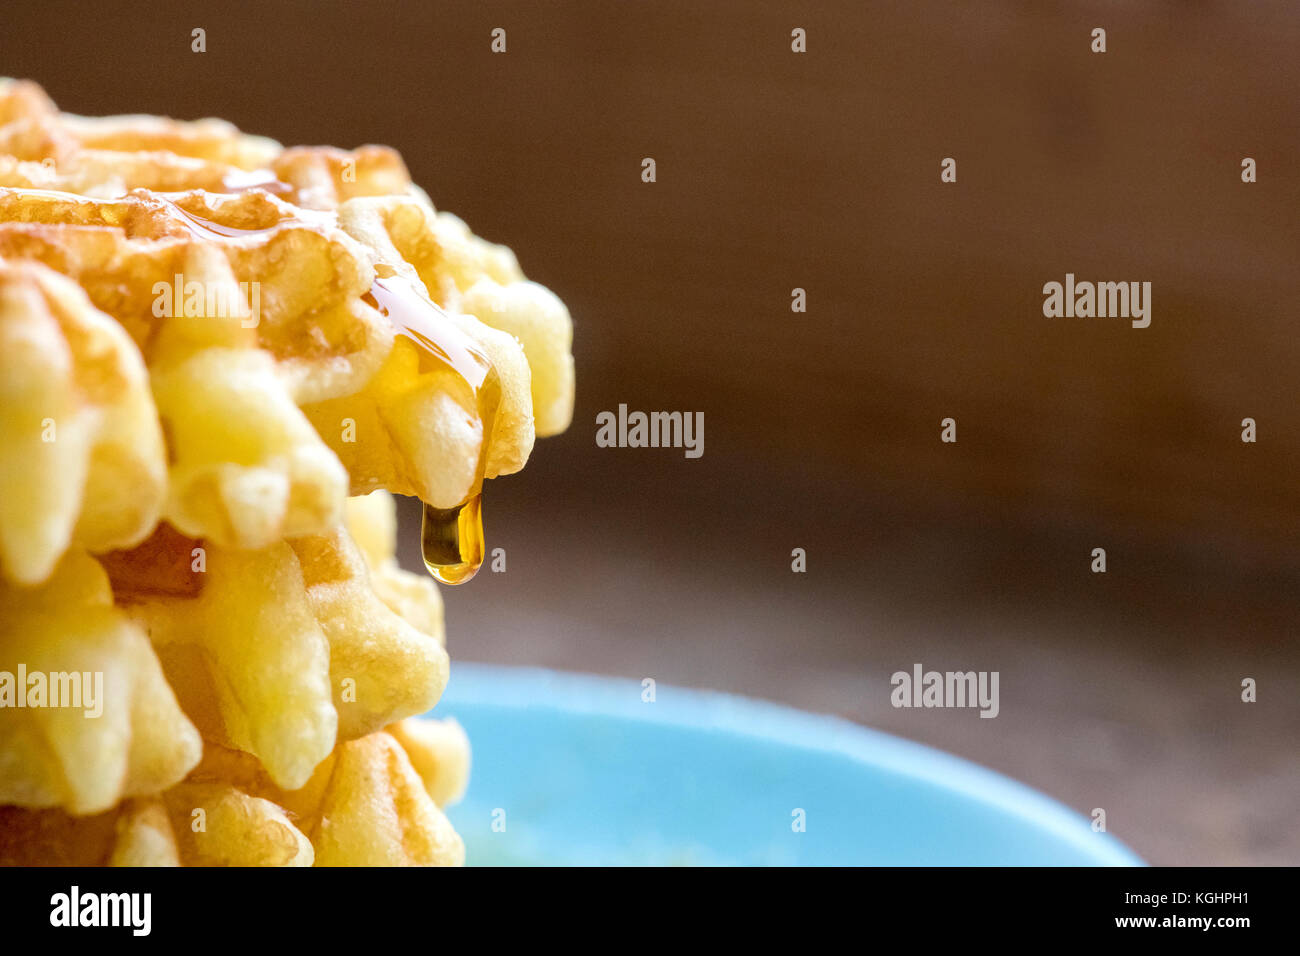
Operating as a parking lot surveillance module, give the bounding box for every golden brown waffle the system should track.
[0,79,573,865]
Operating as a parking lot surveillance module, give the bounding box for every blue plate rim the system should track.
[437,662,1146,866]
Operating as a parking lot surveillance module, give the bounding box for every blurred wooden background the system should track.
[4,0,1297,864]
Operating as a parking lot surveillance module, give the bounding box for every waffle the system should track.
[0,80,574,865]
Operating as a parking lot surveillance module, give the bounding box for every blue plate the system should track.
[432,664,1144,866]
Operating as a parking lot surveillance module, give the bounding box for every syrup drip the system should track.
[420,496,485,586]
[363,268,500,585]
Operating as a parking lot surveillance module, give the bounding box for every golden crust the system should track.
[0,726,465,867]
[0,551,202,815]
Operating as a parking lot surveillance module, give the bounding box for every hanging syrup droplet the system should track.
[363,266,501,586]
[421,495,485,585]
